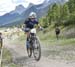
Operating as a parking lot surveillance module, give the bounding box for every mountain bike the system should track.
[26,28,41,61]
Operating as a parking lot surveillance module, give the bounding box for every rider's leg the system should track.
[56,34,59,40]
[27,32,30,41]
[26,32,30,49]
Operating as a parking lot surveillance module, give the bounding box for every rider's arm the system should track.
[24,19,28,28]
[22,20,27,31]
[34,21,40,30]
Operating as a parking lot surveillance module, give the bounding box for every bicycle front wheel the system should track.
[33,37,41,61]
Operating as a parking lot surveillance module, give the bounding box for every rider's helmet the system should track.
[29,12,37,19]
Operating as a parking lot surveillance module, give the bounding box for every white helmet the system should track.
[29,12,37,18]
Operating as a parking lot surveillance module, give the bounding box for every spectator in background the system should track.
[55,27,60,40]
[0,32,3,53]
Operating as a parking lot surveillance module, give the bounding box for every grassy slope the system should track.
[36,26,75,61]
[1,32,25,67]
[2,48,21,67]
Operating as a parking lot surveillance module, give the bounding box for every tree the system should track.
[61,4,70,21]
[39,0,75,27]
[68,0,75,13]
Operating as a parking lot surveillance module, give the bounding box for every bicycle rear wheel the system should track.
[33,37,41,61]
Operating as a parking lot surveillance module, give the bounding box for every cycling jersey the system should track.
[24,18,38,29]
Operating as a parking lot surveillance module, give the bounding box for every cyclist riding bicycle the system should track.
[24,12,39,51]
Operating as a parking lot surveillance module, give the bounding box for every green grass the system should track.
[2,63,21,67]
[47,38,75,45]
[2,48,21,67]
[37,32,75,48]
[2,48,12,63]
[2,48,12,67]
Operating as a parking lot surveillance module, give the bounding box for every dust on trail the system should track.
[3,37,75,67]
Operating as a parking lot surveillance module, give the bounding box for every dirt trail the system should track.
[3,38,75,67]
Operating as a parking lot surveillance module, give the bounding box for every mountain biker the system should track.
[24,12,39,50]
